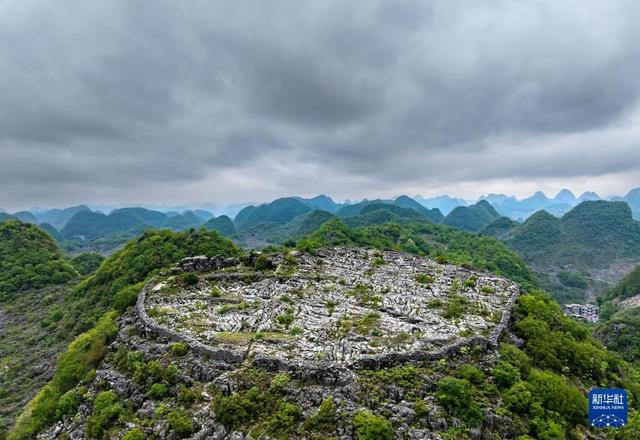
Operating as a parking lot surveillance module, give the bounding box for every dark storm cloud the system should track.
[1,0,640,209]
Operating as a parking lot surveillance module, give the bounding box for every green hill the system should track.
[487,201,640,303]
[442,200,501,232]
[1,228,241,437]
[480,216,519,239]
[624,187,640,219]
[0,221,78,299]
[393,195,444,222]
[109,208,168,228]
[336,197,443,223]
[294,194,341,212]
[234,198,312,231]
[284,209,335,238]
[335,199,387,217]
[343,204,425,228]
[38,223,63,242]
[203,215,236,236]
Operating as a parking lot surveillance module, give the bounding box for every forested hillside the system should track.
[484,201,640,303]
[0,221,78,299]
[596,264,640,363]
[0,226,241,438]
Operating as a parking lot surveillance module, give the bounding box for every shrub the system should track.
[178,272,199,287]
[113,283,143,313]
[436,377,483,426]
[415,273,434,285]
[167,410,195,438]
[464,275,478,288]
[170,342,189,357]
[276,308,295,329]
[352,411,394,440]
[457,365,484,385]
[254,255,273,271]
[270,373,290,393]
[212,392,251,429]
[268,402,301,435]
[86,391,122,439]
[146,383,169,399]
[303,397,335,432]
[442,296,468,319]
[56,390,78,418]
[493,361,521,389]
[122,428,145,440]
[178,384,201,404]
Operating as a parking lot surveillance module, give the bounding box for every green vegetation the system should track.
[490,201,640,303]
[59,228,240,335]
[235,198,312,231]
[203,215,236,236]
[170,342,189,357]
[167,410,195,437]
[9,312,118,440]
[436,377,483,426]
[442,200,501,232]
[0,221,78,299]
[69,253,105,276]
[415,273,433,285]
[86,391,123,438]
[211,370,303,438]
[596,264,640,362]
[352,411,394,440]
[557,270,588,288]
[7,229,240,439]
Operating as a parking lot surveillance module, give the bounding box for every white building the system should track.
[563,303,599,322]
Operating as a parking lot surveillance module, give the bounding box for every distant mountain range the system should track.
[2,187,640,305]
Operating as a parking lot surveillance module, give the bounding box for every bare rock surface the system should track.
[142,248,519,370]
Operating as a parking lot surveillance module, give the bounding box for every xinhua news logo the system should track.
[589,388,628,428]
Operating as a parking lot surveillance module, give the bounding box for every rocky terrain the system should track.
[142,249,518,370]
[40,249,524,439]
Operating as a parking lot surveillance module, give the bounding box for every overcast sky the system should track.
[1,0,640,210]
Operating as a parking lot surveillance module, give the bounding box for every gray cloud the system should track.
[1,0,640,210]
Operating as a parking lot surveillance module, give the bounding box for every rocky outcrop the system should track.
[140,248,520,374]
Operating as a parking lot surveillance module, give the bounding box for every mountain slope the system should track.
[11,211,37,224]
[442,200,501,232]
[0,221,78,299]
[393,195,444,222]
[37,223,63,242]
[299,219,535,289]
[595,264,640,362]
[294,194,341,212]
[488,201,640,303]
[235,198,312,231]
[203,215,236,237]
[624,187,640,219]
[4,229,241,439]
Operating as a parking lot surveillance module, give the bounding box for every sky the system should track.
[1,0,640,211]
